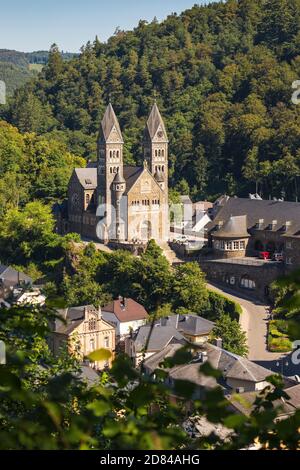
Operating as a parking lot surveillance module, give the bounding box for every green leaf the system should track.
[87,348,111,362]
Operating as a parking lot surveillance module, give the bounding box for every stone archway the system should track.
[141,220,152,241]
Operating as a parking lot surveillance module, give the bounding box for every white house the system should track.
[15,288,46,306]
[102,297,149,339]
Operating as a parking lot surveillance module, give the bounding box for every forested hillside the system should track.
[2,0,300,201]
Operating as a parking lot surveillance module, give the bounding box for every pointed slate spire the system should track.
[99,103,123,143]
[145,102,168,141]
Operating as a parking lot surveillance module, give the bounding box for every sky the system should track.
[0,0,212,53]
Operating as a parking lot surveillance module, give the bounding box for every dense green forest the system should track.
[0,49,78,95]
[2,0,300,201]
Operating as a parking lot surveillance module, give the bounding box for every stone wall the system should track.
[199,258,283,301]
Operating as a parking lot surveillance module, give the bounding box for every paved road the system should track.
[206,283,300,377]
[206,282,283,361]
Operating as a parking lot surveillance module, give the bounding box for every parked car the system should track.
[259,251,271,260]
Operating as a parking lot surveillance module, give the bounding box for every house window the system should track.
[286,257,293,265]
[104,336,109,348]
[89,318,96,331]
[225,241,232,250]
[240,241,246,250]
[220,240,225,250]
[240,276,256,290]
[89,338,95,352]
[233,241,239,250]
[286,241,292,249]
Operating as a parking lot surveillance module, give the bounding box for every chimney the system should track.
[200,351,208,363]
[213,338,223,349]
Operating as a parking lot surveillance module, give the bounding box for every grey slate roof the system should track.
[208,197,300,238]
[123,165,143,193]
[0,265,33,286]
[144,342,271,385]
[74,168,97,189]
[99,103,123,143]
[133,324,186,353]
[213,215,250,239]
[159,314,215,336]
[145,103,168,141]
[54,305,95,334]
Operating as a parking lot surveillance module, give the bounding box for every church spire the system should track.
[145,102,168,142]
[99,102,123,143]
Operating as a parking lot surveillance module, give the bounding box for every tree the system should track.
[213,313,248,356]
[172,262,208,314]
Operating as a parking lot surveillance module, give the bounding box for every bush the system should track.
[268,320,292,352]
[202,291,242,321]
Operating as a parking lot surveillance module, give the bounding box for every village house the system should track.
[144,342,274,396]
[0,264,33,298]
[126,323,186,367]
[49,305,115,370]
[228,383,300,420]
[126,314,215,366]
[101,297,149,340]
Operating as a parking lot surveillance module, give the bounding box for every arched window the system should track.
[89,338,95,352]
[86,194,90,205]
[110,167,113,174]
[240,275,256,290]
[110,150,112,158]
[155,150,158,157]
[116,150,119,158]
[113,150,116,158]
[162,165,164,172]
[104,336,109,348]
[88,318,96,331]
[158,149,161,157]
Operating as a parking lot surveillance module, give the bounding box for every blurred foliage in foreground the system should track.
[0,305,300,450]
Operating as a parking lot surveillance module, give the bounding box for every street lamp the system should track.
[276,357,289,375]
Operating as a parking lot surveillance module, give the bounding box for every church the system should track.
[64,102,169,244]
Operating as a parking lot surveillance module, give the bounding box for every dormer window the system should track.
[283,221,292,232]
[267,220,277,230]
[255,219,264,229]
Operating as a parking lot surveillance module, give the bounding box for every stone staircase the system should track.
[158,242,183,265]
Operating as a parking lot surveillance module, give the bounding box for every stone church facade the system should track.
[64,103,169,244]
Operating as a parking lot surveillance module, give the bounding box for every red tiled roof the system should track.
[103,298,149,322]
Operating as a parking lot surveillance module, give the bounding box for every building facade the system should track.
[64,102,169,244]
[50,305,116,370]
[200,197,300,300]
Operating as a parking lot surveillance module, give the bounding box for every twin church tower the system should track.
[66,102,169,243]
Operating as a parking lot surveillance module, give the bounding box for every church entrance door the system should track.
[141,220,151,241]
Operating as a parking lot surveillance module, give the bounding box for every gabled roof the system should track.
[54,305,114,335]
[133,325,186,352]
[159,314,215,336]
[144,103,168,141]
[213,215,250,239]
[99,103,123,143]
[0,265,32,285]
[144,342,271,385]
[74,168,97,189]
[123,165,143,194]
[102,297,148,323]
